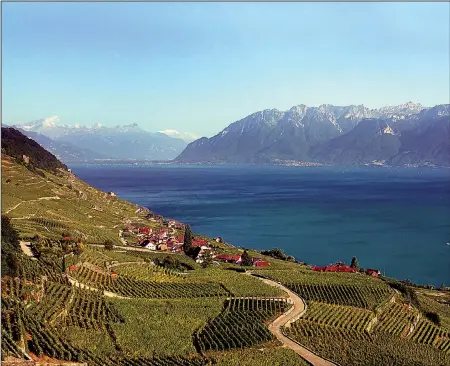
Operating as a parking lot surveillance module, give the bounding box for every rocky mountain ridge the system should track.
[176,102,450,166]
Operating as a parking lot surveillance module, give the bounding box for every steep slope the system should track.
[1,135,149,245]
[388,116,450,166]
[311,106,450,166]
[309,119,401,165]
[175,102,427,164]
[1,127,68,173]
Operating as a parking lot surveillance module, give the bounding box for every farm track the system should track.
[4,196,60,214]
[248,273,338,366]
[87,243,180,255]
[107,261,146,268]
[67,276,130,299]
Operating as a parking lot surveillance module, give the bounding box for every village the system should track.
[119,216,271,267]
[118,216,386,274]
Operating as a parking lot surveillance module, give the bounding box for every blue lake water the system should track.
[70,164,450,286]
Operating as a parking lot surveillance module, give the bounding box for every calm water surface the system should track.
[70,164,450,286]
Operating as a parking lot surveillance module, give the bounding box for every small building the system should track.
[68,168,72,173]
[68,265,78,272]
[313,266,327,272]
[141,239,157,250]
[215,254,241,264]
[312,262,357,273]
[193,238,208,247]
[158,244,168,251]
[366,269,380,277]
[22,154,30,164]
[107,191,116,197]
[254,260,270,267]
[111,271,118,280]
[138,227,152,235]
[62,236,73,241]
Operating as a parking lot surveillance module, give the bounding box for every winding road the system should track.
[249,273,337,366]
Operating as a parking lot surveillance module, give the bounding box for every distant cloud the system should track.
[159,129,200,142]
[43,116,60,127]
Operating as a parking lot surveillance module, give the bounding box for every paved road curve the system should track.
[249,273,337,366]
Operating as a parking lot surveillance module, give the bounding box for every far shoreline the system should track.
[66,159,450,169]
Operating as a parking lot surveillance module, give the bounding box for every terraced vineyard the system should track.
[72,266,229,298]
[3,145,450,366]
[16,255,66,284]
[285,320,450,366]
[254,269,392,310]
[27,282,73,323]
[411,318,450,349]
[1,328,26,360]
[284,282,391,309]
[113,263,185,282]
[302,301,373,331]
[64,287,125,329]
[195,297,291,352]
[373,301,416,336]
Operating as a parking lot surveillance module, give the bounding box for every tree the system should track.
[62,256,67,273]
[241,250,253,267]
[350,256,360,270]
[104,239,114,251]
[201,250,213,268]
[183,225,193,255]
[6,253,19,277]
[1,216,21,277]
[261,248,288,261]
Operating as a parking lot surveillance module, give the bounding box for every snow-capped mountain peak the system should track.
[158,129,201,143]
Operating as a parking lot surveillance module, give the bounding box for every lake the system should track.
[70,164,450,287]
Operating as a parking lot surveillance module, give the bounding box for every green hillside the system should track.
[2,134,450,366]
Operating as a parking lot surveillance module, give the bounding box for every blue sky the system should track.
[2,2,449,137]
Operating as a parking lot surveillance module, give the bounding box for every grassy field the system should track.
[3,153,450,366]
[2,155,147,245]
[207,346,310,366]
[110,298,223,357]
[187,267,285,297]
[415,290,450,332]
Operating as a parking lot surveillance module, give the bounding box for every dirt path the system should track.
[19,241,34,257]
[250,273,337,366]
[107,261,146,268]
[5,201,24,214]
[5,196,60,214]
[67,276,129,299]
[88,243,179,255]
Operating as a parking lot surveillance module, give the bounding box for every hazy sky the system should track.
[2,2,449,137]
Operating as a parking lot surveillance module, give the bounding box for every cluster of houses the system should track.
[312,261,380,277]
[123,220,217,262]
[124,220,186,253]
[122,220,273,267]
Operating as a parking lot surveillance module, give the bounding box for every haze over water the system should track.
[72,164,450,287]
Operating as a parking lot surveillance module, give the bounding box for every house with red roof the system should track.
[253,260,270,267]
[313,266,327,272]
[365,269,380,277]
[215,254,242,264]
[313,262,357,273]
[138,227,152,235]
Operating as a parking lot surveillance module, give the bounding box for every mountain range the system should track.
[11,118,190,162]
[175,102,450,166]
